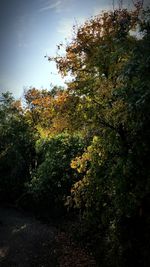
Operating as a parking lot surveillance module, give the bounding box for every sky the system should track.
[0,0,149,98]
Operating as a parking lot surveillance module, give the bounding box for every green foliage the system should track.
[0,92,35,202]
[56,7,150,267]
[27,133,84,216]
[0,5,150,267]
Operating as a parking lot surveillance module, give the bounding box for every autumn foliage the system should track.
[0,4,150,267]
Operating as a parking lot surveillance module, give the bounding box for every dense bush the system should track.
[0,92,35,202]
[27,133,84,216]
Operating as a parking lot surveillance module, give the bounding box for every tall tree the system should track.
[0,92,35,202]
[50,6,150,266]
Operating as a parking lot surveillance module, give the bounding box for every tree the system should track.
[50,6,150,266]
[48,8,140,138]
[0,92,35,202]
[27,133,84,217]
[24,87,75,137]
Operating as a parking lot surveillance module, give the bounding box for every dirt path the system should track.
[0,207,57,267]
[0,207,97,267]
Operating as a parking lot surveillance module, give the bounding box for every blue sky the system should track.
[0,0,148,98]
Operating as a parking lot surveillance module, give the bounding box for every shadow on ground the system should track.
[0,207,57,267]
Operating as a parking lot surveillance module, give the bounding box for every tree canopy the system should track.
[0,4,150,267]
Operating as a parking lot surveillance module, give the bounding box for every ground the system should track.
[0,207,96,267]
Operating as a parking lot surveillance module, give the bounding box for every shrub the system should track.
[27,133,84,217]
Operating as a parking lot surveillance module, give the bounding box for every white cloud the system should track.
[57,18,74,37]
[92,4,111,16]
[57,16,86,39]
[39,0,61,13]
[14,15,31,48]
